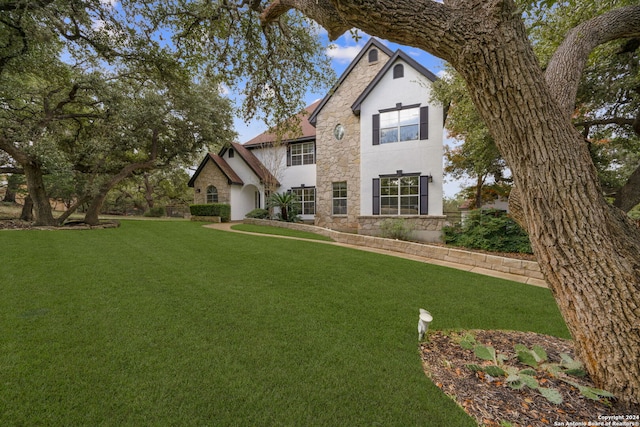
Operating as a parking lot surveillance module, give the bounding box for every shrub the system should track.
[189,204,231,222]
[443,209,532,254]
[267,192,300,222]
[245,208,270,219]
[144,206,166,217]
[379,218,415,241]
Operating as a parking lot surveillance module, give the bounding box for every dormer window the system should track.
[368,49,378,63]
[393,64,404,79]
[228,148,234,158]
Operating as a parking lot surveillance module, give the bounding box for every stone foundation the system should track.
[358,215,447,243]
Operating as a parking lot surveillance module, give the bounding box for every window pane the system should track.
[400,124,419,141]
[333,199,347,215]
[380,111,398,127]
[399,108,419,126]
[380,128,398,144]
[381,196,397,215]
[400,196,419,215]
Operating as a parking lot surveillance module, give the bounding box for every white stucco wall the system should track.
[359,59,444,216]
[246,145,317,221]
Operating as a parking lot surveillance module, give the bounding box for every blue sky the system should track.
[232,32,466,197]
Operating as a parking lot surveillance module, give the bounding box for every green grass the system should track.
[231,223,334,241]
[0,220,569,426]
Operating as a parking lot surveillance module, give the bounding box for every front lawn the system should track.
[0,220,569,426]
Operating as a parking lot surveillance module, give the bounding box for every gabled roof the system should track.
[188,153,243,187]
[351,50,439,115]
[308,38,394,126]
[243,101,320,147]
[221,142,280,186]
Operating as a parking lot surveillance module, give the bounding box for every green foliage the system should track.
[244,208,270,219]
[144,206,166,217]
[431,64,508,200]
[460,334,614,405]
[379,218,415,241]
[267,192,300,222]
[443,209,532,254]
[189,203,231,222]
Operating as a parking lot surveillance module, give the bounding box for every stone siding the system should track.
[315,46,390,232]
[192,160,232,205]
[243,218,545,284]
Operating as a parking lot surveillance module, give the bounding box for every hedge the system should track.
[189,204,231,222]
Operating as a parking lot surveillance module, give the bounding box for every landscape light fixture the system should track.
[418,309,433,340]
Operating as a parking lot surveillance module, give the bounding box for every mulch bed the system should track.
[419,330,633,426]
[0,219,119,230]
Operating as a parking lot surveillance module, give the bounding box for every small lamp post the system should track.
[418,309,433,340]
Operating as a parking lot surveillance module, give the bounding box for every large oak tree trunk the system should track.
[23,162,56,226]
[261,0,640,408]
[84,191,109,226]
[83,156,158,225]
[445,3,640,408]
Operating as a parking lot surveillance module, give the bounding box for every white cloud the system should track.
[218,83,230,96]
[326,45,363,63]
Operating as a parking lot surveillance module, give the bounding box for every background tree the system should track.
[432,65,508,208]
[71,71,234,225]
[261,0,640,408]
[1,0,332,225]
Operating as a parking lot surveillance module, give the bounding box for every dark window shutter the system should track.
[286,145,291,166]
[372,114,380,145]
[420,106,429,140]
[372,178,380,215]
[419,175,429,215]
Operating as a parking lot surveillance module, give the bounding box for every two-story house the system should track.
[188,38,446,242]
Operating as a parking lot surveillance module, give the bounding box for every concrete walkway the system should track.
[204,222,548,288]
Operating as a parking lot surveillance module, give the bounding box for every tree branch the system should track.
[545,5,640,120]
[614,164,640,213]
[0,166,24,174]
[261,0,457,59]
[261,0,350,41]
[574,117,636,129]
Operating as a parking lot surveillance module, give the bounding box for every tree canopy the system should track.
[1,0,333,225]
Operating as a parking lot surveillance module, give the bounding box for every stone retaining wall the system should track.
[244,218,544,282]
[357,215,447,243]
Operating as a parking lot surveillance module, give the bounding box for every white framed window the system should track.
[380,108,420,144]
[288,142,315,166]
[332,182,347,215]
[373,106,428,145]
[206,185,218,203]
[291,187,315,215]
[380,176,419,215]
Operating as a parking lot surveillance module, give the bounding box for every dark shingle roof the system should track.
[227,142,280,186]
[243,101,320,147]
[187,153,243,187]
